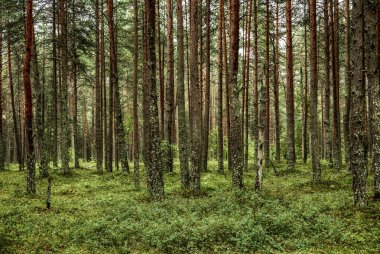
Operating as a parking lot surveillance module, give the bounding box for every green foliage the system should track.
[0,161,379,253]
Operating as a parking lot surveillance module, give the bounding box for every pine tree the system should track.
[309,0,321,182]
[350,0,368,207]
[0,16,4,171]
[164,0,174,173]
[229,0,243,188]
[146,0,164,201]
[331,0,342,169]
[323,0,332,165]
[372,0,380,199]
[95,0,103,174]
[274,0,281,162]
[176,0,190,188]
[217,0,224,174]
[133,0,140,189]
[60,0,71,175]
[285,0,296,170]
[189,0,202,193]
[24,0,36,194]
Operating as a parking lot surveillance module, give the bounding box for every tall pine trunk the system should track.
[285,0,296,170]
[146,0,164,201]
[189,0,202,192]
[343,0,351,172]
[253,0,259,172]
[133,0,140,188]
[24,0,36,194]
[332,0,342,169]
[101,0,107,168]
[176,0,190,188]
[60,0,70,175]
[0,17,4,171]
[217,0,224,174]
[310,0,321,181]
[244,0,253,169]
[222,3,231,171]
[264,0,270,167]
[202,0,211,172]
[350,0,368,207]
[365,1,377,163]
[324,0,332,164]
[52,0,58,167]
[72,0,80,169]
[95,0,103,174]
[373,0,380,199]
[302,2,309,164]
[106,0,114,172]
[164,0,174,173]
[274,0,280,162]
[229,0,243,188]
[157,1,165,140]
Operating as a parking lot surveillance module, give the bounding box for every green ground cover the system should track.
[0,161,379,253]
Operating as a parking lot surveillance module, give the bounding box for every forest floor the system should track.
[0,160,379,254]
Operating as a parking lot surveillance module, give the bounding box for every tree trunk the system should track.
[350,0,368,207]
[217,0,224,174]
[245,0,253,169]
[332,0,342,169]
[365,0,377,163]
[164,0,174,173]
[274,0,280,162]
[60,0,70,175]
[222,3,231,171]
[101,0,107,169]
[146,0,164,201]
[310,0,321,182]
[285,0,295,170]
[302,1,309,164]
[264,0,270,167]
[133,0,140,188]
[189,0,202,193]
[71,0,80,169]
[373,0,380,199]
[202,0,211,172]
[157,1,165,140]
[324,0,332,165]
[256,75,265,190]
[0,17,4,171]
[343,0,352,172]
[106,0,114,172]
[229,0,243,188]
[52,0,58,167]
[142,2,151,170]
[82,96,88,161]
[176,0,190,188]
[115,85,129,173]
[253,0,258,173]
[24,0,36,194]
[95,0,103,173]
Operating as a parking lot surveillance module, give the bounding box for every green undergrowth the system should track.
[0,160,379,253]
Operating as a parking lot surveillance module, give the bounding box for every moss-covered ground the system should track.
[0,160,379,253]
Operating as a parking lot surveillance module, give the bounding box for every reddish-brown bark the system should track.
[24,0,35,194]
